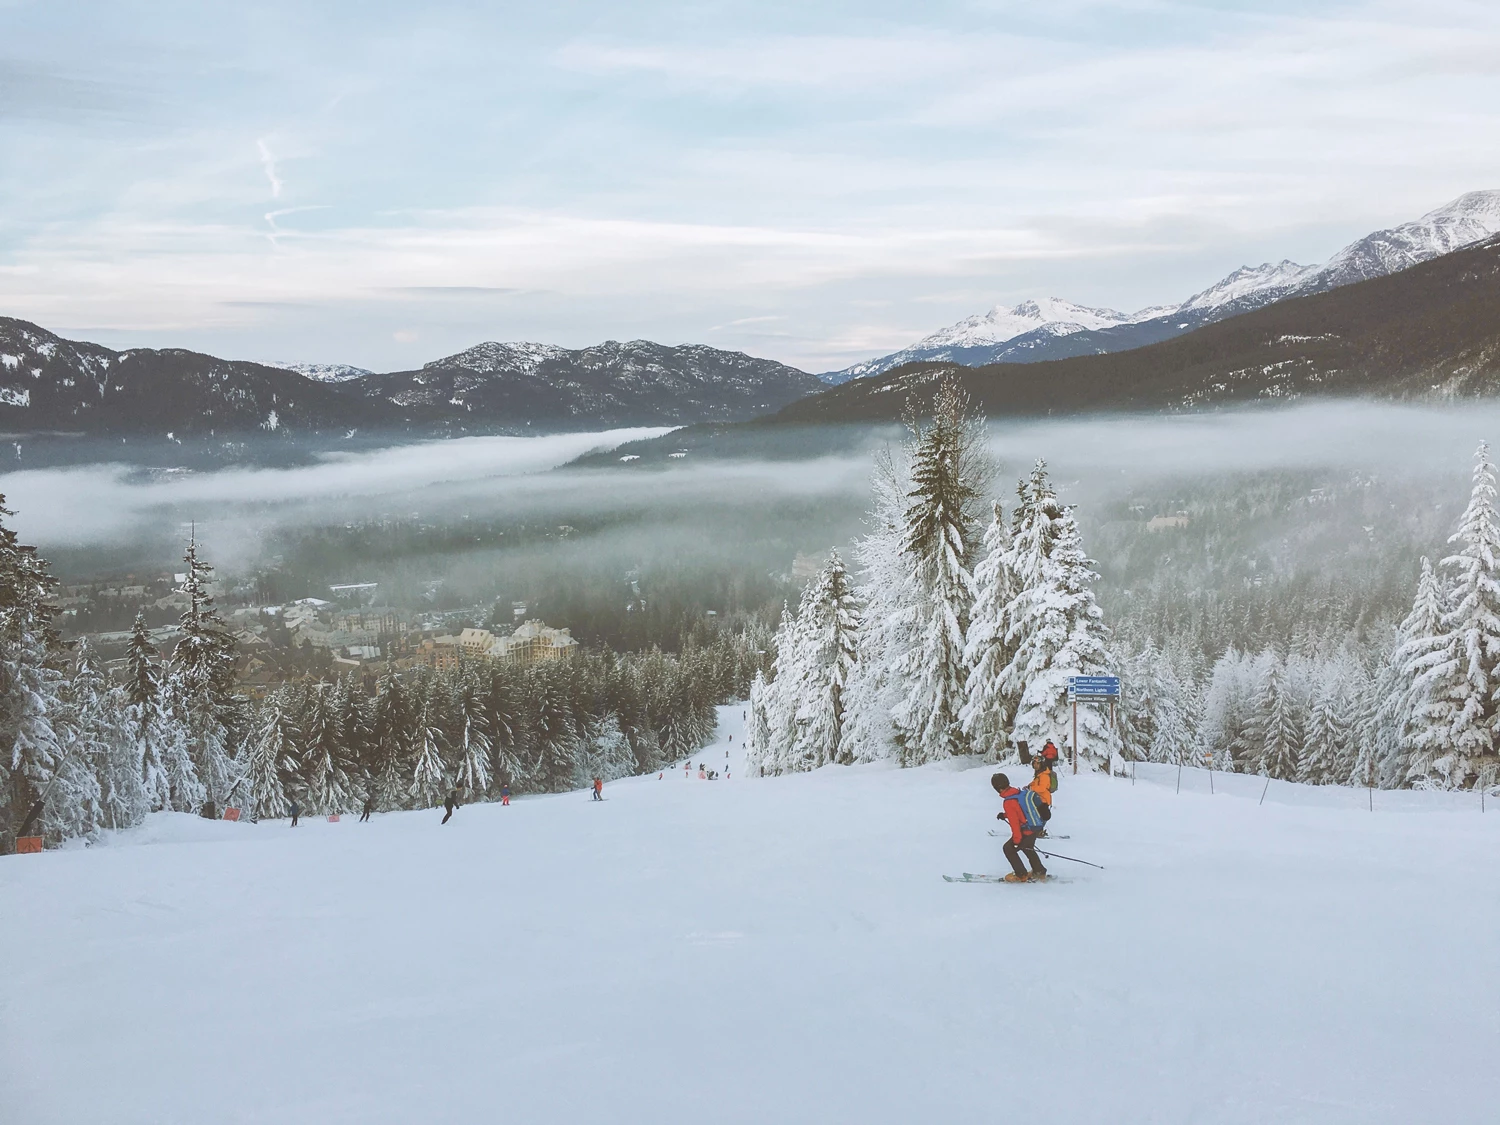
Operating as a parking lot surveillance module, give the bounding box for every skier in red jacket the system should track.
[991,772,1047,883]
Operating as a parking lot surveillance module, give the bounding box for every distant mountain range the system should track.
[820,190,1500,382]
[776,229,1500,425]
[0,326,822,450]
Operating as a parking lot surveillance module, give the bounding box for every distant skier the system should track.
[359,794,376,823]
[442,789,460,824]
[592,777,604,801]
[501,783,511,806]
[992,772,1047,883]
[1029,756,1056,834]
[289,798,300,828]
[698,766,706,780]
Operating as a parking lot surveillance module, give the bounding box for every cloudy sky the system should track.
[3,0,1498,373]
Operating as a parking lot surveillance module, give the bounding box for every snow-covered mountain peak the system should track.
[1313,189,1500,288]
[270,362,373,383]
[922,297,1135,349]
[425,341,570,376]
[1178,260,1312,313]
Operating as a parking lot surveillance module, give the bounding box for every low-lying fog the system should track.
[12,400,1500,645]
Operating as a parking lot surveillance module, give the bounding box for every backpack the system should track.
[1012,788,1045,832]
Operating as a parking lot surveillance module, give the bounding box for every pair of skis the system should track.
[988,830,1068,839]
[943,872,1063,884]
[947,829,1101,883]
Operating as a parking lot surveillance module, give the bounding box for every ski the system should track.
[989,830,1069,839]
[943,872,1061,884]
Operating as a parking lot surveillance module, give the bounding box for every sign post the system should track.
[1066,675,1122,775]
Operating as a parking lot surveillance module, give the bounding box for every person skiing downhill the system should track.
[1020,740,1060,836]
[992,773,1047,882]
[592,777,604,801]
[500,783,511,806]
[359,794,376,823]
[289,798,300,828]
[442,788,460,824]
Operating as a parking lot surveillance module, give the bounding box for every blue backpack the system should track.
[1011,788,1045,832]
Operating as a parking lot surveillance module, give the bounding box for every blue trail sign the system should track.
[1068,675,1120,699]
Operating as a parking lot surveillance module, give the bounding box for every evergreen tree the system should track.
[301,683,354,814]
[0,496,71,847]
[169,531,240,808]
[842,450,919,762]
[791,550,862,769]
[1257,655,1301,781]
[961,501,1020,759]
[1413,443,1500,789]
[125,612,172,811]
[452,672,493,794]
[247,688,298,819]
[890,379,986,764]
[408,698,448,808]
[370,670,412,809]
[1005,506,1118,770]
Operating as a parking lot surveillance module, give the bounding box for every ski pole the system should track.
[1035,848,1105,870]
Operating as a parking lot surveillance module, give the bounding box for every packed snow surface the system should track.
[3,704,1496,1125]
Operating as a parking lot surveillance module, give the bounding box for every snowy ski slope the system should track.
[2,704,1496,1125]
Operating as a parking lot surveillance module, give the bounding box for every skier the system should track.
[698,766,706,780]
[992,772,1047,882]
[1029,755,1055,834]
[359,794,376,823]
[289,797,300,828]
[501,783,511,806]
[442,788,460,824]
[592,777,604,801]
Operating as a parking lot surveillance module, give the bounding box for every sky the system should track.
[3,0,1499,374]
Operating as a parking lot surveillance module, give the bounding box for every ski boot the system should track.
[1003,872,1029,883]
[1029,870,1050,882]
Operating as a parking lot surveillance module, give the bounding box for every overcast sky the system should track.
[3,0,1498,373]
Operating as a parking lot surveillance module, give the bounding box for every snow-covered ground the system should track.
[3,704,1496,1124]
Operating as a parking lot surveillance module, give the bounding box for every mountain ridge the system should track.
[821,189,1500,382]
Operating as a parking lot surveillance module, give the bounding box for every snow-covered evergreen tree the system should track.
[0,496,72,847]
[452,673,493,794]
[125,612,173,812]
[841,450,919,763]
[247,688,298,819]
[1004,504,1118,770]
[369,671,412,809]
[168,531,240,809]
[1411,443,1500,789]
[408,699,448,807]
[69,641,142,832]
[301,683,354,814]
[961,501,1020,759]
[791,551,862,770]
[1257,654,1301,780]
[889,379,986,765]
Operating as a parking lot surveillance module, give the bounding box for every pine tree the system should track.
[301,683,354,814]
[452,672,493,795]
[0,496,72,847]
[1413,443,1500,789]
[791,550,862,769]
[1258,655,1300,781]
[408,698,448,808]
[370,670,412,810]
[169,530,240,809]
[1005,505,1118,770]
[247,688,298,820]
[125,612,172,811]
[842,450,919,763]
[961,501,1020,759]
[890,379,986,765]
